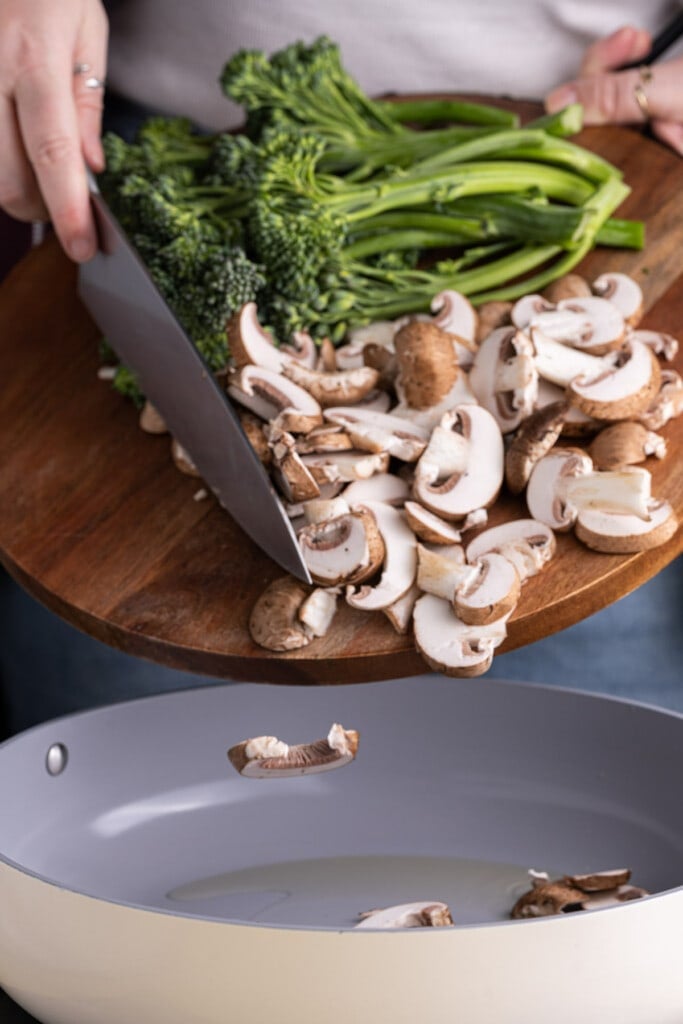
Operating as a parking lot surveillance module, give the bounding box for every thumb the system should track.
[579,25,652,76]
[546,60,683,126]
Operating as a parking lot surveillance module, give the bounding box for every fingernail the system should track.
[69,237,94,262]
[545,85,578,113]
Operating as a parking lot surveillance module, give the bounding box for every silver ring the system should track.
[73,63,106,90]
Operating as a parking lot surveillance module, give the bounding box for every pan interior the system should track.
[1,677,682,930]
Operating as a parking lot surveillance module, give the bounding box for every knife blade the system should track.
[78,175,311,583]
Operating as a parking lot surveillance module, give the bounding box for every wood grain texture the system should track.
[0,113,681,684]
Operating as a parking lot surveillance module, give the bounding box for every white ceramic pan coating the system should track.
[1,677,682,1024]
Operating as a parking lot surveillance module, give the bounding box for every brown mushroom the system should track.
[542,273,592,304]
[356,901,454,929]
[504,400,569,494]
[228,722,359,778]
[393,320,459,409]
[248,576,314,652]
[299,508,385,586]
[588,421,666,470]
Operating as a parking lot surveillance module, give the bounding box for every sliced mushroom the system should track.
[511,878,588,918]
[346,502,417,611]
[542,273,592,304]
[567,339,661,421]
[404,501,463,545]
[280,329,318,369]
[363,343,398,390]
[629,328,678,362]
[638,369,683,430]
[475,300,513,343]
[416,542,473,602]
[413,405,504,521]
[342,473,410,507]
[592,272,643,327]
[535,377,602,436]
[574,499,678,553]
[298,587,340,637]
[530,328,608,389]
[392,372,478,433]
[554,296,626,354]
[315,336,337,373]
[228,722,359,778]
[323,408,429,462]
[393,320,459,409]
[301,497,351,525]
[267,426,321,503]
[413,411,471,484]
[431,289,478,342]
[346,320,398,350]
[353,388,392,413]
[295,424,354,455]
[356,901,454,929]
[512,867,649,918]
[454,552,521,626]
[228,364,323,433]
[564,868,632,892]
[171,439,201,477]
[413,593,508,677]
[302,450,390,484]
[588,421,666,470]
[227,302,289,373]
[238,410,271,467]
[469,326,538,432]
[299,509,385,586]
[282,361,379,408]
[465,519,556,581]
[504,401,569,494]
[249,576,314,651]
[511,293,554,329]
[383,583,420,634]
[139,400,168,434]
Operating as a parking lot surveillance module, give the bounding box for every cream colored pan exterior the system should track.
[2,859,683,1024]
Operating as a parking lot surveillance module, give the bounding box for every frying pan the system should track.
[0,676,682,1023]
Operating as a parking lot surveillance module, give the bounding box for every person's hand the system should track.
[545,25,683,157]
[0,0,108,261]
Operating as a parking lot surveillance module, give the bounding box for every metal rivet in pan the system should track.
[45,743,68,776]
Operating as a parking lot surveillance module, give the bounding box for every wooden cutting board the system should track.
[0,113,681,684]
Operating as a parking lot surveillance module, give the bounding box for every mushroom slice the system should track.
[140,400,168,434]
[342,473,410,507]
[393,320,459,409]
[568,339,661,421]
[267,426,321,503]
[404,501,463,545]
[511,293,554,329]
[574,499,678,554]
[228,722,359,778]
[465,520,557,581]
[298,587,340,638]
[638,369,683,430]
[356,901,454,929]
[475,300,513,343]
[299,509,385,586]
[542,273,592,304]
[630,328,678,361]
[228,365,323,433]
[413,405,504,521]
[324,408,429,462]
[535,377,601,437]
[416,543,473,602]
[383,583,420,634]
[302,450,390,484]
[392,373,478,433]
[414,411,471,484]
[346,502,417,611]
[530,328,608,389]
[564,868,632,892]
[505,400,569,494]
[295,424,353,455]
[353,388,392,413]
[431,289,478,343]
[511,878,588,919]
[249,576,314,652]
[280,329,318,369]
[238,411,271,467]
[413,593,508,677]
[469,327,538,432]
[333,340,365,370]
[227,302,290,373]
[171,439,201,477]
[282,361,379,408]
[592,272,643,327]
[346,320,398,350]
[588,421,666,470]
[454,552,521,626]
[580,885,650,910]
[555,296,626,354]
[302,497,351,525]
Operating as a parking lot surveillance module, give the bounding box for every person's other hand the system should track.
[0,0,108,261]
[545,25,683,157]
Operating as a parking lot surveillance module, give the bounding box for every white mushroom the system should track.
[267,426,321,503]
[341,473,410,507]
[469,326,538,432]
[280,329,318,369]
[530,328,608,389]
[356,901,454,929]
[629,328,678,362]
[299,509,385,585]
[574,499,678,553]
[638,369,683,430]
[413,593,508,677]
[465,520,557,581]
[353,388,392,413]
[553,296,626,354]
[298,587,340,637]
[567,339,661,421]
[592,272,643,327]
[346,320,398,350]
[301,450,390,484]
[282,361,379,407]
[412,405,504,521]
[404,501,463,545]
[227,364,323,433]
[227,302,290,373]
[228,723,359,778]
[430,289,479,367]
[323,407,429,461]
[301,497,351,524]
[454,552,522,626]
[248,576,315,651]
[416,542,474,602]
[383,583,421,634]
[346,502,417,611]
[413,411,471,484]
[511,293,554,329]
[392,372,478,432]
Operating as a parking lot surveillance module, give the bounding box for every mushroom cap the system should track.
[394,320,459,409]
[228,364,323,432]
[526,448,594,530]
[568,340,662,421]
[404,500,463,545]
[465,519,557,579]
[469,327,538,432]
[299,509,385,586]
[475,300,513,343]
[268,426,321,503]
[511,879,587,918]
[574,499,678,553]
[295,424,354,455]
[413,593,507,677]
[227,302,289,373]
[588,421,666,470]
[324,407,429,462]
[413,405,504,521]
[592,271,643,327]
[542,273,592,304]
[504,400,569,494]
[282,361,379,408]
[248,576,313,652]
[346,502,417,611]
[454,551,521,626]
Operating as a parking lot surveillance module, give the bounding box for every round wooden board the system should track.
[0,112,681,684]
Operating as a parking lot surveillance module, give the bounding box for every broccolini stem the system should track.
[380,97,519,128]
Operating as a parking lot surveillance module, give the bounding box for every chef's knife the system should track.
[78,174,311,583]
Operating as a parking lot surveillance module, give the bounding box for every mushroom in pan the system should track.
[356,901,454,929]
[511,867,649,919]
[228,722,359,778]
